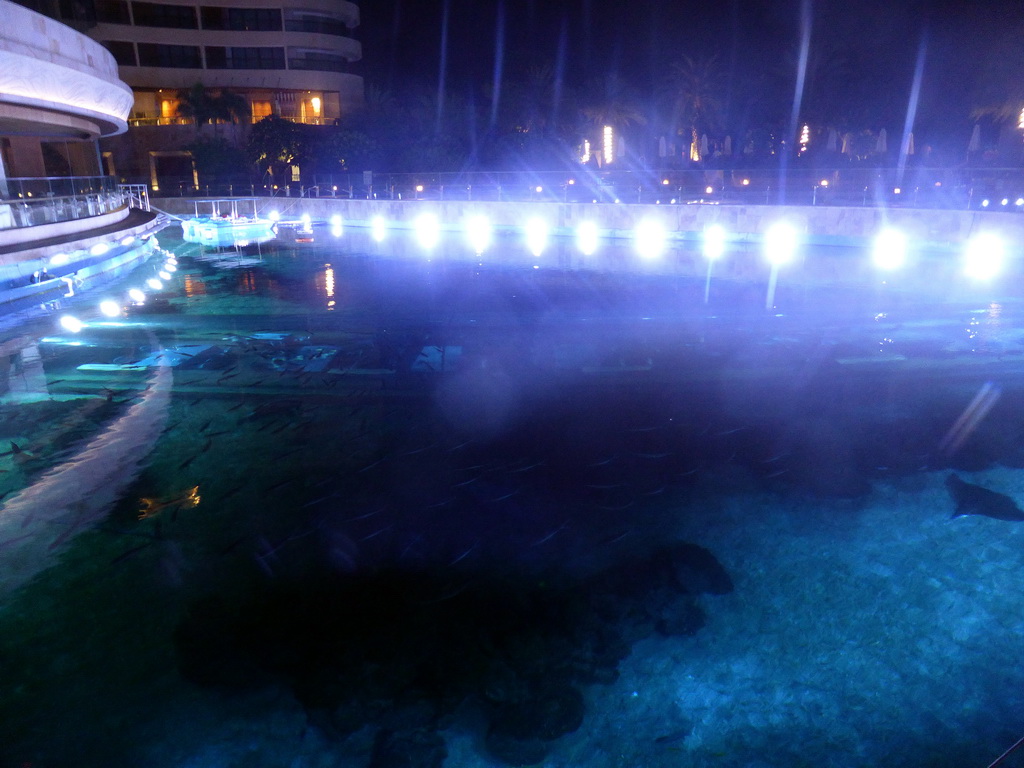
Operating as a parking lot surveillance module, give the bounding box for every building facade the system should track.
[62,0,363,190]
[0,0,132,185]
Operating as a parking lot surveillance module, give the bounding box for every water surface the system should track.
[1,224,1023,768]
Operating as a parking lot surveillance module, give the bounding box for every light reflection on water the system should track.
[1,224,1024,766]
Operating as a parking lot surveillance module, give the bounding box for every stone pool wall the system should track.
[155,197,1024,250]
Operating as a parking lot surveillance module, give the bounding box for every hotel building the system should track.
[18,0,364,190]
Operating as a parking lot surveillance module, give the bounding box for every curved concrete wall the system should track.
[0,208,129,250]
[0,1,133,138]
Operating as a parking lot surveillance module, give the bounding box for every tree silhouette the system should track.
[177,83,249,136]
[663,56,723,160]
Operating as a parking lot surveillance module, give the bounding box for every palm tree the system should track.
[579,75,647,167]
[663,56,723,161]
[177,83,249,135]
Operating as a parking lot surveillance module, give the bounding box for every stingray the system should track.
[946,473,1024,521]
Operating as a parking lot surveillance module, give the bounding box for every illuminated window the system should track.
[251,101,273,120]
[300,96,323,122]
[290,165,301,182]
[160,99,175,119]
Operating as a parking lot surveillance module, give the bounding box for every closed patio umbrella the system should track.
[968,123,981,153]
[904,132,915,156]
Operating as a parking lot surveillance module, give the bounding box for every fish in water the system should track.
[946,473,1024,521]
[138,485,200,521]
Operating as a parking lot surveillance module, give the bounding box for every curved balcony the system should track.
[0,176,132,250]
[0,0,133,139]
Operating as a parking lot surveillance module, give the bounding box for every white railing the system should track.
[120,184,150,212]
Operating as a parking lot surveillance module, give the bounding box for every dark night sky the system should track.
[358,0,1024,146]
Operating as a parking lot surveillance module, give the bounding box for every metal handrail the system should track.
[120,184,151,212]
[146,166,1024,211]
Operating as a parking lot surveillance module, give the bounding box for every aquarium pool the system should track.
[1,223,1024,768]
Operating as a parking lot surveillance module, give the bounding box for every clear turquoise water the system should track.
[2,224,1024,767]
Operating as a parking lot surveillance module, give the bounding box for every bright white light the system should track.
[525,217,549,257]
[414,213,441,250]
[166,256,177,265]
[301,213,312,228]
[371,216,387,242]
[1002,198,1010,206]
[89,243,109,256]
[330,214,343,228]
[872,228,907,270]
[121,236,135,246]
[99,300,121,317]
[330,224,343,238]
[164,263,177,272]
[705,186,714,195]
[146,278,163,290]
[128,288,145,303]
[465,215,492,254]
[603,125,614,165]
[159,270,171,280]
[50,253,69,267]
[576,221,599,256]
[59,315,83,333]
[982,199,991,208]
[703,224,727,260]
[269,210,281,222]
[764,222,799,265]
[964,233,1006,280]
[634,219,666,259]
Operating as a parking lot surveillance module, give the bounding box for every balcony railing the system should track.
[0,176,125,232]
[128,116,192,127]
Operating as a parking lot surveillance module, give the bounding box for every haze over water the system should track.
[2,224,1024,767]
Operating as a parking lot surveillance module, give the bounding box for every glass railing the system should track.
[0,176,125,232]
[140,166,1024,213]
[287,56,348,73]
[128,116,192,127]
